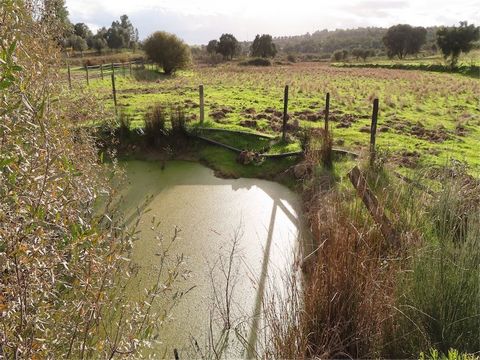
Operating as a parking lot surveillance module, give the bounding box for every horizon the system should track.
[65,0,479,45]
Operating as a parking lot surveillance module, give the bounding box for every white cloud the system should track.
[65,0,479,44]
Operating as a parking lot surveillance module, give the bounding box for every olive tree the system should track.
[251,34,277,58]
[437,22,480,68]
[383,24,426,59]
[217,33,240,60]
[143,31,190,74]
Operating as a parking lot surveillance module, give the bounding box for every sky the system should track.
[65,0,480,45]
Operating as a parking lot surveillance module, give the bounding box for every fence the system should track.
[66,60,152,87]
[65,64,381,162]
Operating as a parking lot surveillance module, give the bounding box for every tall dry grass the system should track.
[265,129,479,358]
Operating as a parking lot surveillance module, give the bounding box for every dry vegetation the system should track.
[0,2,187,358]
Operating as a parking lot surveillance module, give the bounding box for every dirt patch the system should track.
[455,123,468,137]
[294,109,323,121]
[184,99,199,109]
[392,150,421,168]
[242,107,256,115]
[410,122,451,142]
[209,106,233,121]
[268,115,299,132]
[264,107,283,117]
[239,119,258,129]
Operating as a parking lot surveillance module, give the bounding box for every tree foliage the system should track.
[250,34,277,58]
[207,39,218,54]
[351,48,375,61]
[437,22,480,67]
[383,24,427,59]
[143,31,190,74]
[216,33,240,60]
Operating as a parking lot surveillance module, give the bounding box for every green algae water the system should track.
[118,160,308,358]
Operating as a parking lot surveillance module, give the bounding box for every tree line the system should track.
[51,0,139,54]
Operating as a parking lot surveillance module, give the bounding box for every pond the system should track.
[118,160,309,358]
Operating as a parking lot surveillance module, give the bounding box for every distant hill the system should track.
[265,26,440,56]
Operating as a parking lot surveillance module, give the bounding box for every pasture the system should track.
[71,61,480,174]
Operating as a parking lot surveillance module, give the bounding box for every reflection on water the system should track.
[119,160,308,357]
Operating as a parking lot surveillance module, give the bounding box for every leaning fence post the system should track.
[111,73,117,114]
[199,84,205,123]
[370,98,379,165]
[324,92,330,133]
[67,64,72,89]
[282,85,289,141]
[100,64,104,80]
[111,63,115,77]
[85,65,89,85]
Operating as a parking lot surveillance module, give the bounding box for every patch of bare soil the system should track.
[209,106,234,121]
[239,119,258,129]
[410,122,451,142]
[392,150,421,168]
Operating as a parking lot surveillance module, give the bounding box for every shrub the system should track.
[170,106,187,135]
[287,54,296,63]
[144,103,167,145]
[117,110,131,139]
[143,31,190,74]
[239,57,272,66]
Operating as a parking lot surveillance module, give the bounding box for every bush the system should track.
[117,110,131,139]
[239,57,272,66]
[143,31,190,74]
[170,106,187,135]
[287,54,296,63]
[144,103,167,145]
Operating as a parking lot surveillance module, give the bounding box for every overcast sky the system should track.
[65,0,479,44]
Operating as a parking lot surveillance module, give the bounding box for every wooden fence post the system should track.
[129,62,132,76]
[324,92,330,133]
[85,65,89,85]
[173,349,180,360]
[348,166,398,247]
[111,73,117,113]
[67,64,72,89]
[282,85,289,141]
[370,98,379,165]
[100,64,104,80]
[122,62,126,77]
[199,84,204,123]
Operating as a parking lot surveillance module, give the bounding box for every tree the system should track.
[207,40,218,54]
[68,34,87,54]
[437,22,480,67]
[217,34,239,60]
[143,31,190,74]
[106,22,126,49]
[119,14,136,48]
[352,48,375,61]
[331,50,344,61]
[92,36,108,54]
[73,23,92,40]
[250,34,277,58]
[352,48,363,60]
[383,24,426,59]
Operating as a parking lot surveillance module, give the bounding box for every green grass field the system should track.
[72,61,480,174]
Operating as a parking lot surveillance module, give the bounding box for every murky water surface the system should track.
[119,160,307,357]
